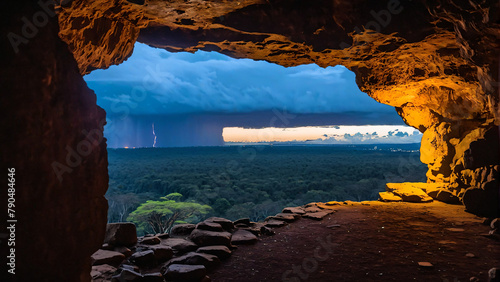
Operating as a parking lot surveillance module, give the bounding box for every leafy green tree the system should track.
[127,193,211,235]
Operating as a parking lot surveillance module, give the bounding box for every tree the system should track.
[127,193,211,235]
[107,193,141,223]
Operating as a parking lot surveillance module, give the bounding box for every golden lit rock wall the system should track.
[57,0,499,216]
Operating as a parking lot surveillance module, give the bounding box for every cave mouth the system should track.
[83,43,427,234]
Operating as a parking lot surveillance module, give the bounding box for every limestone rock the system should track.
[264,219,287,228]
[140,236,161,245]
[282,207,306,215]
[163,264,206,282]
[233,218,251,226]
[166,252,220,270]
[161,238,198,254]
[196,221,224,232]
[91,249,125,266]
[171,224,196,236]
[190,229,232,247]
[378,192,403,202]
[130,250,156,266]
[386,183,433,203]
[231,229,258,245]
[303,211,330,220]
[147,245,174,261]
[204,217,234,231]
[105,223,138,247]
[196,245,232,260]
[91,264,117,280]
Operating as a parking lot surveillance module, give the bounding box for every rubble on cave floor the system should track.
[91,201,499,282]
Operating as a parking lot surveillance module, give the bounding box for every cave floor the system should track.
[210,201,499,282]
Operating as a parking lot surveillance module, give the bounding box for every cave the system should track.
[1,0,498,281]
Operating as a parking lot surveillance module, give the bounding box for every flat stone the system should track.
[91,249,125,266]
[418,262,433,268]
[325,201,342,206]
[303,211,330,220]
[147,245,174,261]
[196,221,224,232]
[234,218,251,226]
[161,238,198,254]
[130,250,156,266]
[113,246,132,257]
[91,264,117,280]
[304,206,323,213]
[231,229,258,245]
[104,223,137,247]
[163,264,206,282]
[196,245,232,260]
[170,224,196,236]
[386,183,433,203]
[189,229,232,247]
[140,236,161,245]
[378,191,403,202]
[273,213,299,222]
[465,253,476,258]
[204,217,234,231]
[282,207,306,215]
[166,252,220,269]
[157,233,170,239]
[264,219,287,228]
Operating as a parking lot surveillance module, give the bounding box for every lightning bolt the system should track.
[152,123,157,148]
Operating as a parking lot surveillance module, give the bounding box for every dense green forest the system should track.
[106,144,427,228]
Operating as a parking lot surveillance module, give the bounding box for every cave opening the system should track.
[83,42,426,234]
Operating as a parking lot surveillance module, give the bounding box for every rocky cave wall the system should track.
[1,1,108,281]
[57,0,499,216]
[1,0,498,281]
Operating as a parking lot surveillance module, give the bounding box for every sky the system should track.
[84,42,421,147]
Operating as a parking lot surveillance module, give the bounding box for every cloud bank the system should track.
[85,43,396,116]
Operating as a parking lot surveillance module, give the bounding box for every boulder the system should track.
[189,229,232,247]
[386,183,433,203]
[170,224,196,236]
[147,245,174,261]
[91,264,117,280]
[166,252,220,269]
[113,246,133,257]
[91,249,125,266]
[196,221,224,232]
[282,207,306,214]
[163,264,206,282]
[264,219,287,228]
[303,211,330,220]
[435,190,461,204]
[196,245,232,260]
[204,217,234,231]
[161,238,198,254]
[140,236,161,245]
[378,192,402,202]
[231,230,258,245]
[234,218,251,226]
[104,223,137,247]
[130,250,156,266]
[272,213,299,222]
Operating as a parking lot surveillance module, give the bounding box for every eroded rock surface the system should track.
[56,0,499,216]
